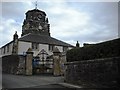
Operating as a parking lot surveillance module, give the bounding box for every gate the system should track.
[32,49,53,74]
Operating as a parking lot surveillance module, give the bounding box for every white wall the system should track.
[0,40,73,58]
[18,41,53,56]
[33,44,49,56]
[33,44,73,57]
[68,47,73,50]
[29,43,64,57]
[55,46,63,52]
[18,41,73,57]
[18,41,31,55]
[0,42,13,57]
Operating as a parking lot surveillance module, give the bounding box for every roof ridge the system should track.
[19,34,74,47]
[19,33,31,39]
[50,36,74,46]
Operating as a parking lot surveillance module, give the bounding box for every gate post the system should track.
[25,48,33,75]
[53,47,61,76]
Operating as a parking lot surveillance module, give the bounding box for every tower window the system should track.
[32,43,39,50]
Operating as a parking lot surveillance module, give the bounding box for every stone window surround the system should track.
[32,42,39,50]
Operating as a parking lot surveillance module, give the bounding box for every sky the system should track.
[0,0,119,47]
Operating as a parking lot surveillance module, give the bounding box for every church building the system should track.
[0,8,74,57]
[0,7,74,75]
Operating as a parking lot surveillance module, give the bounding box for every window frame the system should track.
[3,47,5,54]
[7,45,9,52]
[49,44,54,51]
[32,42,39,50]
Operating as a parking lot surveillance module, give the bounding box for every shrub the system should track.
[67,38,120,62]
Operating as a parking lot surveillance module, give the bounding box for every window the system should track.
[3,47,5,54]
[49,45,54,51]
[32,43,39,50]
[63,46,68,52]
[7,45,9,52]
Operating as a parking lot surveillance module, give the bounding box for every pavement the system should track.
[59,83,82,88]
[0,58,81,89]
[2,73,83,89]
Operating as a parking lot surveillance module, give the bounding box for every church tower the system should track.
[21,7,50,36]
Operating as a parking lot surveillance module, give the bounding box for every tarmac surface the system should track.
[2,73,65,88]
[2,73,83,90]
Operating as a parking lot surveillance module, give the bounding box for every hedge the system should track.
[67,38,120,62]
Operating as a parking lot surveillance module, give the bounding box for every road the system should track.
[2,73,67,89]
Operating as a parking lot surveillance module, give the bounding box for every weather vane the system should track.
[35,1,38,9]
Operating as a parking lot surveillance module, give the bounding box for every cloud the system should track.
[0,18,21,46]
[44,1,92,42]
[45,2,118,46]
[0,1,118,47]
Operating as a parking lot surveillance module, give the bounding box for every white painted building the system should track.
[0,8,74,58]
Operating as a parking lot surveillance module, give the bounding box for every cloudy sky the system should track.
[0,0,119,47]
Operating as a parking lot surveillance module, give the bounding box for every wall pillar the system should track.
[60,52,66,76]
[12,31,18,55]
[53,47,61,76]
[25,48,33,75]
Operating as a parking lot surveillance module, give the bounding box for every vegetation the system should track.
[67,38,120,62]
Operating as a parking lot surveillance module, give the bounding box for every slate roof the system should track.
[19,33,74,47]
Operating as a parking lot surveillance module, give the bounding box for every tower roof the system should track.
[26,9,46,16]
[22,8,50,36]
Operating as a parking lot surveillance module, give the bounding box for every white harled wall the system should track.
[0,42,13,57]
[32,44,49,56]
[18,41,72,57]
[18,41,31,55]
[1,40,73,57]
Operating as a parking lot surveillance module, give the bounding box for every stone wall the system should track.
[65,57,120,88]
[59,52,66,75]
[2,55,20,74]
[16,55,26,75]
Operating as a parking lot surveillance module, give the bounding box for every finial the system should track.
[76,41,80,47]
[46,18,49,23]
[35,1,38,9]
[15,31,17,34]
